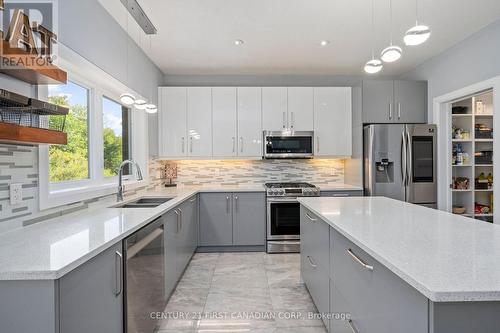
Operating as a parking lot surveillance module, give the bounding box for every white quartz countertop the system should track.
[298,197,500,302]
[0,183,359,281]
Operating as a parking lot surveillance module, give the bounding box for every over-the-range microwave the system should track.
[263,131,314,159]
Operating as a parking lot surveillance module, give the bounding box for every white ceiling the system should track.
[99,0,500,76]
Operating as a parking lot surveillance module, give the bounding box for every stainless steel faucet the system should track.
[117,160,144,202]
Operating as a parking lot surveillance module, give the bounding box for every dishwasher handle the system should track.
[126,226,164,260]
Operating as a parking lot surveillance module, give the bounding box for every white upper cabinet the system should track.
[159,86,352,159]
[158,87,187,158]
[187,87,213,157]
[288,87,314,131]
[237,87,263,157]
[313,87,352,157]
[262,87,288,130]
[212,87,238,157]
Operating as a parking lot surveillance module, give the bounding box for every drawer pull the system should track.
[347,248,374,271]
[305,213,317,222]
[348,319,359,333]
[307,255,317,269]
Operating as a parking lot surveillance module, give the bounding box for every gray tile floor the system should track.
[156,252,328,333]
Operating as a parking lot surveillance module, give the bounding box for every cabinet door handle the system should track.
[291,111,295,128]
[389,102,393,120]
[307,255,317,269]
[226,195,230,214]
[114,251,123,296]
[347,248,374,271]
[175,209,180,233]
[240,137,244,153]
[305,213,317,222]
[235,195,239,212]
[232,137,236,153]
[398,102,401,120]
[178,208,183,231]
[283,111,287,128]
[181,137,185,154]
[348,319,360,333]
[190,197,197,203]
[316,136,320,153]
[190,137,193,153]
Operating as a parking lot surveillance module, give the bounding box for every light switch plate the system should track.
[10,183,23,205]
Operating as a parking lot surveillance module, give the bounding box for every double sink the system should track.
[113,197,173,208]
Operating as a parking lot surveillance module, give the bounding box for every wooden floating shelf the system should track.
[452,114,472,117]
[0,41,67,85]
[0,122,67,145]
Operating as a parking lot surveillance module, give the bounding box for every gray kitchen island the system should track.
[298,196,500,333]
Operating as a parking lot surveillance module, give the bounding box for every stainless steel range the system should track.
[265,182,320,253]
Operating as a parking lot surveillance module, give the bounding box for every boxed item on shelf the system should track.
[452,106,469,114]
[475,151,493,164]
[475,123,493,139]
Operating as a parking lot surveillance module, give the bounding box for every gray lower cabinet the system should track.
[164,208,182,298]
[199,193,234,246]
[165,195,199,298]
[320,190,363,197]
[330,228,428,333]
[199,192,266,247]
[233,192,266,246]
[362,80,427,124]
[300,207,330,328]
[59,242,123,333]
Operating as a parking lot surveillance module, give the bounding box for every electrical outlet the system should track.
[10,183,23,206]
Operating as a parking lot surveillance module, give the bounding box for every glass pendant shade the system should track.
[404,25,431,46]
[135,99,147,110]
[145,104,158,114]
[381,45,402,62]
[364,59,383,74]
[120,93,136,105]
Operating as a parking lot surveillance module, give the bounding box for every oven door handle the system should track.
[267,198,299,203]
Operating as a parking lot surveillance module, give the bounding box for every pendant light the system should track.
[145,104,157,114]
[380,0,402,63]
[134,99,147,110]
[404,0,431,46]
[120,0,136,106]
[364,0,383,74]
[145,36,158,113]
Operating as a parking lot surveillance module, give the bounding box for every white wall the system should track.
[401,19,500,117]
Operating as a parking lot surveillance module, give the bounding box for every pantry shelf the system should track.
[450,89,494,223]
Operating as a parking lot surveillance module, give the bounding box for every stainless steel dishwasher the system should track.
[124,216,165,333]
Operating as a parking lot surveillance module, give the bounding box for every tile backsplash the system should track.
[153,159,345,186]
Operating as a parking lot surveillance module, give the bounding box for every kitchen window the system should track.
[48,81,90,183]
[38,49,149,210]
[102,97,131,177]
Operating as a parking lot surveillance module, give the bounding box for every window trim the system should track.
[39,45,150,210]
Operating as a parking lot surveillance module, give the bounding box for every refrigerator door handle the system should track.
[406,130,413,199]
[401,131,407,188]
[368,126,375,195]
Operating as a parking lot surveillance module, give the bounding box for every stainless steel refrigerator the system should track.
[363,124,437,207]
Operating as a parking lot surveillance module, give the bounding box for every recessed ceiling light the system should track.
[320,40,330,47]
[234,39,244,45]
